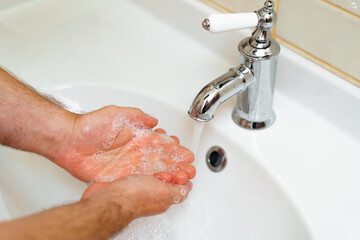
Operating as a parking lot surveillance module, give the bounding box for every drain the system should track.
[206,146,227,172]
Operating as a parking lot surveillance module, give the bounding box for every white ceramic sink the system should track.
[0,85,315,239]
[0,0,359,239]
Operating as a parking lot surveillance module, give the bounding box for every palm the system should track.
[56,106,195,184]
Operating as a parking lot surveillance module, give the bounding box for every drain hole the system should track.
[206,146,227,172]
[209,151,222,168]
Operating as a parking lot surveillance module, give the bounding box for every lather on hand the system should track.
[0,67,196,240]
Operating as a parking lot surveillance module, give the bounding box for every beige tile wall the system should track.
[0,0,34,12]
[202,0,360,87]
[326,0,360,15]
[205,0,266,12]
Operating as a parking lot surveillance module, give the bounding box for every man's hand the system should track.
[0,67,195,184]
[83,175,191,217]
[51,106,196,184]
[0,67,196,239]
[0,175,190,240]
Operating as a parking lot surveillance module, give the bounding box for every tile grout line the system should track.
[276,36,360,87]
[200,0,233,13]
[321,0,360,19]
[201,0,359,87]
[272,0,279,37]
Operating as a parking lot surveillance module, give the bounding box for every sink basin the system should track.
[0,85,315,239]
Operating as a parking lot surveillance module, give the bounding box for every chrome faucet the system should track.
[188,0,280,130]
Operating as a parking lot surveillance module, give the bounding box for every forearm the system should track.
[0,67,75,159]
[0,198,133,240]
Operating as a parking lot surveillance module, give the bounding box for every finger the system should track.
[149,133,163,148]
[170,184,190,204]
[126,108,158,128]
[185,181,193,192]
[154,128,167,134]
[175,161,196,179]
[106,127,132,149]
[148,151,161,163]
[103,106,158,128]
[81,182,111,199]
[170,136,180,144]
[162,142,195,163]
[172,170,189,184]
[154,171,173,183]
[182,149,195,163]
[116,107,158,128]
[160,156,176,168]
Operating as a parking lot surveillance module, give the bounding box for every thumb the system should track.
[169,182,192,204]
[121,107,158,129]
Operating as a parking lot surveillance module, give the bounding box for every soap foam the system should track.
[173,196,181,204]
[113,215,175,240]
[93,151,107,163]
[102,115,130,149]
[180,188,187,197]
[92,113,190,182]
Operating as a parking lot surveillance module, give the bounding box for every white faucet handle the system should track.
[203,12,259,33]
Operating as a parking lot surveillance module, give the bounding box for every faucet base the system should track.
[232,110,275,130]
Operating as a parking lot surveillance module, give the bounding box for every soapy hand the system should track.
[82,175,191,217]
[0,68,195,240]
[53,106,196,184]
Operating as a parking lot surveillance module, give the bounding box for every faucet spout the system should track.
[188,65,254,122]
[189,1,279,129]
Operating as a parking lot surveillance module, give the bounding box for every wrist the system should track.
[39,109,77,162]
[82,191,136,234]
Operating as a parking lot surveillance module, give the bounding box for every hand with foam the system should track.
[81,174,191,217]
[52,105,196,185]
[0,67,195,238]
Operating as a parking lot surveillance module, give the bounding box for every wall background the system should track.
[1,0,359,87]
[0,0,35,12]
[203,0,360,87]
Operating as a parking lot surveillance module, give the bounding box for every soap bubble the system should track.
[93,151,107,162]
[173,196,181,204]
[113,215,174,240]
[93,113,192,181]
[180,188,187,197]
